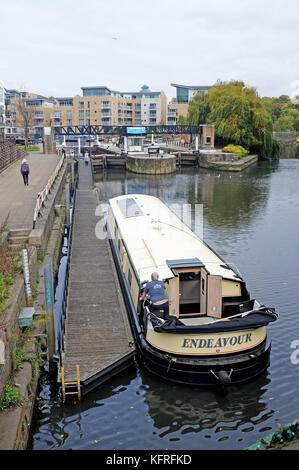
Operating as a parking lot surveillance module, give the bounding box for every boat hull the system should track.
[108,235,272,388]
[138,335,271,387]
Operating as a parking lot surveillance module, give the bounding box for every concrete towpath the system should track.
[0,148,60,230]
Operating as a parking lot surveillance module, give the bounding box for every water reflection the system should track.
[30,364,275,450]
[29,159,299,451]
[95,160,279,233]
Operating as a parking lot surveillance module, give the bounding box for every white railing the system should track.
[33,154,65,228]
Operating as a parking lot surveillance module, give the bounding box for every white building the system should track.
[0,81,5,141]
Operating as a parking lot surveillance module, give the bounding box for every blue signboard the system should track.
[126,127,146,135]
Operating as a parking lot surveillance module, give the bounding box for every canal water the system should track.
[28,159,299,450]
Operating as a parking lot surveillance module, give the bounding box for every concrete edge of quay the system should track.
[198,154,259,172]
[0,158,73,450]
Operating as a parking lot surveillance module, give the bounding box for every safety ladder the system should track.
[61,364,81,402]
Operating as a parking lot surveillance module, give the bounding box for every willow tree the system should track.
[207,81,278,157]
[185,92,210,125]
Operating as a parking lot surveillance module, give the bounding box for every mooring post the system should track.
[43,263,56,364]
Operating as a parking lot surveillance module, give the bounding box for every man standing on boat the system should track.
[139,272,169,320]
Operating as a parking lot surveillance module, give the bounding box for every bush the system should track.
[0,382,22,410]
[222,145,249,159]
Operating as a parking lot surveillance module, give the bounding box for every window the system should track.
[67,119,72,125]
[79,110,84,117]
[117,198,143,218]
[177,87,189,103]
[79,119,84,125]
[66,110,72,117]
[58,99,73,106]
[85,110,90,116]
[86,119,90,125]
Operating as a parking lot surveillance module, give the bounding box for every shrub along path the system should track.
[0,148,60,230]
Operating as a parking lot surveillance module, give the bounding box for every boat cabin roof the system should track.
[109,194,242,284]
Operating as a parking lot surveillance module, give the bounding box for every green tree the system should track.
[177,115,187,125]
[273,115,295,132]
[185,92,210,125]
[207,81,276,156]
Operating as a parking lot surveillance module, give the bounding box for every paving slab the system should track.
[0,149,60,230]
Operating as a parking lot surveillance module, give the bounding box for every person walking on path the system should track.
[84,152,90,166]
[20,158,30,185]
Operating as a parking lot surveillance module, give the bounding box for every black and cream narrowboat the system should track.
[106,194,278,387]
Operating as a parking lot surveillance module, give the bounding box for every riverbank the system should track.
[0,155,75,449]
[198,151,258,171]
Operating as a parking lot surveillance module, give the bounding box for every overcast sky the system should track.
[1,0,298,101]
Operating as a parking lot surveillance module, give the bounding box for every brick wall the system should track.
[0,141,26,174]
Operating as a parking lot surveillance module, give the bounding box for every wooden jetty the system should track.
[91,153,126,171]
[90,151,199,174]
[60,159,135,397]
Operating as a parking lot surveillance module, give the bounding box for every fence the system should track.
[54,176,77,363]
[32,154,65,228]
[0,141,26,173]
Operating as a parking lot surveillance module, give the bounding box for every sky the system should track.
[1,0,299,101]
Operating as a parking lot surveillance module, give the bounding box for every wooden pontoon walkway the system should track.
[61,159,135,395]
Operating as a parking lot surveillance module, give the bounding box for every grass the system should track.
[18,145,40,152]
[0,222,20,312]
[0,382,22,410]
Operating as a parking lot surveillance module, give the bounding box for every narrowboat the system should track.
[106,194,278,387]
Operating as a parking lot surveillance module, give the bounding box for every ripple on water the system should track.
[29,161,299,451]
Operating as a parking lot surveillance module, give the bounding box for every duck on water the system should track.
[106,194,278,387]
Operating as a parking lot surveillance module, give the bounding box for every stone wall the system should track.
[273,132,299,158]
[126,154,176,174]
[0,141,26,174]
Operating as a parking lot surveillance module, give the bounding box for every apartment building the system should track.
[5,90,54,138]
[52,85,167,130]
[167,83,212,125]
[0,81,5,141]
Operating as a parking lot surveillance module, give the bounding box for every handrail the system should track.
[32,154,65,228]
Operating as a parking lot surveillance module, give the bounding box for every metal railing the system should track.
[32,153,65,228]
[55,177,77,361]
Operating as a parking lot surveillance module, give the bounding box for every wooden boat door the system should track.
[200,268,208,314]
[207,275,222,318]
[167,276,179,317]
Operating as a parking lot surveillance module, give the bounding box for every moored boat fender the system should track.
[210,368,233,385]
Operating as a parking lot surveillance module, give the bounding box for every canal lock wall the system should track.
[0,158,76,450]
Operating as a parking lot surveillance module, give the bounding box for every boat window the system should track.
[117,198,143,218]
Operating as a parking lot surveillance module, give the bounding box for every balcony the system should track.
[101,118,112,125]
[52,120,62,127]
